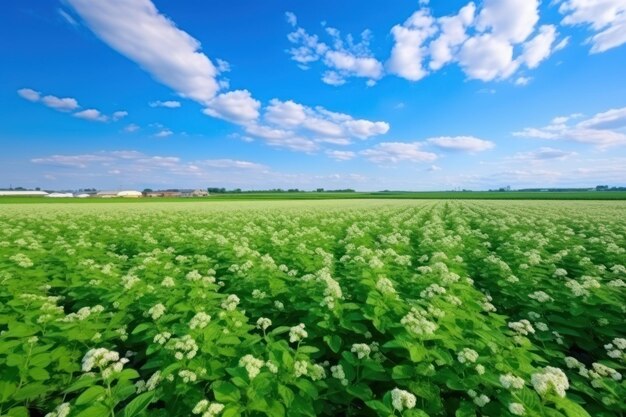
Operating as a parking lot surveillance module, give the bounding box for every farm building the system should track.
[76,193,91,198]
[96,191,118,198]
[0,190,49,196]
[117,190,143,198]
[180,189,209,197]
[46,193,74,198]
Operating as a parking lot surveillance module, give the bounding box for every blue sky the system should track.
[1,0,625,191]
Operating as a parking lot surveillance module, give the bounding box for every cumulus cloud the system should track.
[112,111,128,121]
[203,90,261,125]
[41,95,80,112]
[155,129,173,138]
[17,88,41,102]
[124,124,140,133]
[513,106,626,147]
[74,109,108,122]
[66,0,222,104]
[513,147,577,160]
[326,150,356,161]
[149,100,181,108]
[286,14,383,85]
[559,0,626,53]
[427,136,495,152]
[361,142,438,164]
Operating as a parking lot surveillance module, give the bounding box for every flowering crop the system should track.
[0,200,624,416]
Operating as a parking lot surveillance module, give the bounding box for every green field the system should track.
[0,200,625,417]
[2,191,626,204]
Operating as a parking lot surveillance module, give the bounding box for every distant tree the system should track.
[143,188,153,194]
[316,188,324,192]
[596,185,609,191]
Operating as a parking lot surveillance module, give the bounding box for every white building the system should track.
[76,193,91,198]
[46,193,74,198]
[0,190,49,196]
[117,190,142,198]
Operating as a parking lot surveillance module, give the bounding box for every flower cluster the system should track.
[193,399,224,417]
[289,323,308,343]
[500,373,525,390]
[189,312,211,330]
[531,366,569,398]
[44,403,71,417]
[331,364,348,386]
[82,347,128,379]
[239,354,264,379]
[468,390,490,407]
[391,388,416,411]
[256,317,272,331]
[169,335,198,360]
[351,343,371,359]
[401,307,438,336]
[147,303,166,320]
[221,294,240,311]
[457,348,479,364]
[508,319,535,336]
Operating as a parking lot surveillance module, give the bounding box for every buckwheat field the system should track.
[1,200,624,417]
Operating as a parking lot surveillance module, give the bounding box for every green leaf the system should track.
[347,383,373,401]
[213,381,241,402]
[0,381,17,402]
[131,323,152,335]
[117,368,141,381]
[323,335,342,353]
[553,397,592,417]
[28,367,50,381]
[298,346,319,354]
[75,403,110,417]
[6,406,29,417]
[13,383,48,401]
[76,385,107,405]
[123,391,157,417]
[64,375,97,393]
[392,365,415,380]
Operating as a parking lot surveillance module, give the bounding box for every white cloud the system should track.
[513,147,577,160]
[387,10,436,81]
[513,106,626,147]
[326,150,356,161]
[429,3,476,70]
[285,11,298,27]
[59,8,78,26]
[515,76,532,86]
[67,0,222,104]
[124,124,140,133]
[203,90,261,125]
[476,0,539,43]
[344,119,390,139]
[155,129,173,138]
[17,88,41,102]
[519,25,558,69]
[149,100,181,108]
[361,142,438,164]
[74,109,108,122]
[559,0,626,53]
[265,99,307,127]
[427,136,495,152]
[287,18,383,85]
[42,95,80,112]
[458,34,517,81]
[200,159,267,170]
[112,111,128,121]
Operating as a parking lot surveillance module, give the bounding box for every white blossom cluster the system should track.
[154,331,171,345]
[178,369,197,383]
[135,371,162,393]
[467,390,490,407]
[147,303,166,320]
[82,347,129,379]
[401,307,438,336]
[289,323,308,343]
[508,319,535,336]
[500,373,525,390]
[10,253,33,268]
[189,312,211,330]
[331,364,348,386]
[256,317,272,331]
[391,388,416,411]
[239,354,264,379]
[192,400,224,417]
[294,360,308,378]
[317,268,343,310]
[531,366,569,398]
[457,348,479,364]
[351,343,371,359]
[528,291,553,303]
[375,277,396,296]
[168,335,198,360]
[60,305,104,322]
[420,283,446,299]
[509,402,525,416]
[221,294,240,311]
[44,403,71,417]
[605,338,626,360]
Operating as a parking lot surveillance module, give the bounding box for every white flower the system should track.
[401,307,438,336]
[528,291,553,303]
[376,277,396,296]
[252,289,266,299]
[154,332,171,345]
[193,400,224,416]
[274,300,284,310]
[82,348,119,372]
[44,403,71,417]
[554,268,568,278]
[457,348,479,364]
[168,335,198,360]
[239,354,264,379]
[508,320,535,336]
[294,360,308,378]
[473,394,490,407]
[147,303,166,321]
[161,277,175,287]
[309,364,326,381]
[189,312,211,330]
[256,317,272,331]
[391,388,416,411]
[475,365,485,375]
[420,283,446,298]
[500,373,525,390]
[266,361,278,374]
[221,294,240,311]
[289,323,307,343]
[509,403,525,416]
[531,367,569,398]
[351,343,371,359]
[178,369,197,383]
[331,364,346,383]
